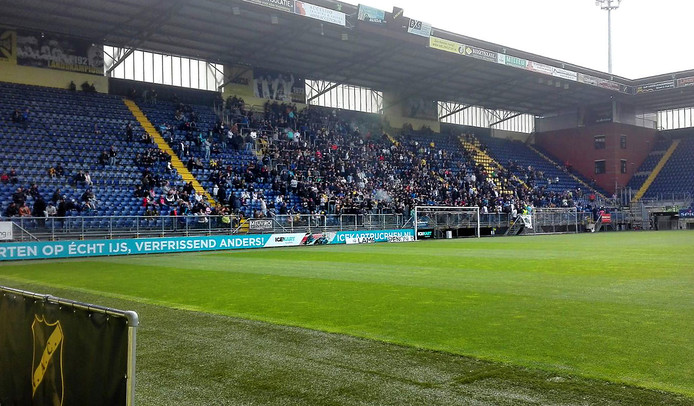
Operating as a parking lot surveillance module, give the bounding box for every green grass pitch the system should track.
[1,231,694,405]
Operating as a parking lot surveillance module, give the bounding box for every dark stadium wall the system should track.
[490,128,532,143]
[441,123,492,138]
[220,64,307,113]
[383,92,440,132]
[109,78,218,106]
[0,63,109,93]
[535,123,657,194]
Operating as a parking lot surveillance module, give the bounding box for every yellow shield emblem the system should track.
[32,315,64,406]
[0,30,16,62]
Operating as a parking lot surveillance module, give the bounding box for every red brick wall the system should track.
[535,123,657,194]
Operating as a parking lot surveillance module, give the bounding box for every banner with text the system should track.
[461,45,497,63]
[15,29,104,75]
[406,18,432,37]
[497,53,528,69]
[677,76,694,88]
[253,68,306,103]
[249,219,274,231]
[0,289,129,405]
[0,222,12,241]
[429,36,464,55]
[358,4,387,24]
[0,230,416,261]
[327,229,415,245]
[294,1,346,26]
[243,0,294,13]
[635,80,676,94]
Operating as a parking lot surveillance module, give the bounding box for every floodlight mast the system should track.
[596,0,622,74]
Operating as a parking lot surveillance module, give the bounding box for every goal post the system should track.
[525,207,579,234]
[414,206,480,240]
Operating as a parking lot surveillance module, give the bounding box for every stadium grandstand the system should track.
[2,0,694,239]
[2,0,694,404]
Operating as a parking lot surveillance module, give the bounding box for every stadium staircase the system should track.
[631,139,680,202]
[136,101,272,218]
[385,133,401,146]
[504,217,524,236]
[0,82,186,224]
[457,135,524,195]
[625,138,671,196]
[123,99,214,205]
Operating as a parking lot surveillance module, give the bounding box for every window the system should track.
[103,46,224,91]
[305,79,383,114]
[620,135,627,149]
[594,135,606,150]
[595,160,606,174]
[437,102,535,133]
[621,159,627,174]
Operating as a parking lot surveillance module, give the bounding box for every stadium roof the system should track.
[3,0,694,116]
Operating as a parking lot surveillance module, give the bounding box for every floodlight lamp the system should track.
[596,0,622,11]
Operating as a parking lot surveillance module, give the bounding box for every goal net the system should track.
[522,207,578,235]
[414,206,480,240]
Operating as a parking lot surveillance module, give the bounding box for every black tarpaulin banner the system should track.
[0,289,130,405]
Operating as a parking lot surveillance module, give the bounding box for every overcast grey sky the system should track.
[344,0,693,79]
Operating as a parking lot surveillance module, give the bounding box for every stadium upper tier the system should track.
[3,0,694,116]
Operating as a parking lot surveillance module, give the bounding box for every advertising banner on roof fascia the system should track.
[635,80,675,94]
[429,36,464,55]
[551,66,578,81]
[527,61,553,75]
[577,73,628,93]
[677,76,694,88]
[461,45,497,63]
[406,18,432,37]
[598,80,621,91]
[15,29,104,75]
[294,1,346,26]
[358,4,387,24]
[243,0,294,13]
[497,54,527,69]
[577,73,598,86]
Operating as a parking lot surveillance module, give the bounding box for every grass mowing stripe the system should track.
[1,231,693,399]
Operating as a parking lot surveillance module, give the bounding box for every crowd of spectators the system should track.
[190,97,602,219]
[3,90,603,224]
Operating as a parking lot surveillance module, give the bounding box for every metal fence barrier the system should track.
[2,214,409,242]
[1,210,634,243]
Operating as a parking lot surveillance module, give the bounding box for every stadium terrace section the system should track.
[1,82,609,231]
